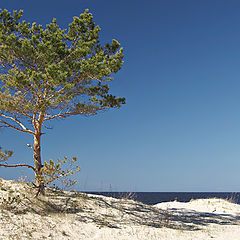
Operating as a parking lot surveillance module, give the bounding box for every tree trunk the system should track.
[33,111,45,196]
[33,133,42,185]
[33,132,45,196]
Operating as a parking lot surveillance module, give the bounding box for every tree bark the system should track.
[33,133,42,184]
[33,112,45,196]
[33,132,45,196]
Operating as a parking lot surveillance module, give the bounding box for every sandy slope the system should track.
[0,178,240,240]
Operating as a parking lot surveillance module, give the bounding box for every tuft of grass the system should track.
[1,194,22,211]
[62,230,68,236]
[226,193,239,204]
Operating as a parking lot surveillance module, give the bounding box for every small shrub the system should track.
[1,194,21,210]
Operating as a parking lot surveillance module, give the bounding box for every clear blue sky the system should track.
[1,0,240,192]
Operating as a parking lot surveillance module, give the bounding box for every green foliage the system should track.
[36,156,81,186]
[0,9,125,117]
[0,147,13,161]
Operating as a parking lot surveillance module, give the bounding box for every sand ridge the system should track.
[0,178,240,240]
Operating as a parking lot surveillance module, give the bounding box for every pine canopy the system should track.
[0,9,125,129]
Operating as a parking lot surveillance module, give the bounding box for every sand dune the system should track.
[0,178,239,240]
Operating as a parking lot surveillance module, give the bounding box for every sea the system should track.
[84,192,240,205]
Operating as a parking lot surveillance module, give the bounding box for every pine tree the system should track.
[0,9,125,193]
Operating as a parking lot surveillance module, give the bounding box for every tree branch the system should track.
[43,112,81,121]
[19,112,33,120]
[0,120,34,135]
[32,111,37,130]
[0,113,29,131]
[0,163,35,171]
[44,106,108,121]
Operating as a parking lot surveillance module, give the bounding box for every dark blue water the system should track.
[85,192,240,205]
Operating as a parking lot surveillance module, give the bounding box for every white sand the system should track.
[0,178,240,240]
[155,198,240,215]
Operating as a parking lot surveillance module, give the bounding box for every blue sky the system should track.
[1,0,240,191]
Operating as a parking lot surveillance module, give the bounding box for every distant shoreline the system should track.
[83,191,240,205]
